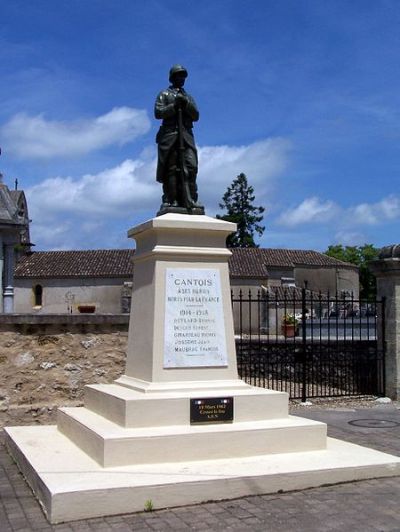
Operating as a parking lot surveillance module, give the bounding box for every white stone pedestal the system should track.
[5,214,400,523]
[122,214,240,385]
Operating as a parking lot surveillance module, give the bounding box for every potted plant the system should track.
[281,314,299,337]
[77,304,96,314]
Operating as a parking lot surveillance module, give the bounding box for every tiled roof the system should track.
[259,248,358,268]
[15,247,357,279]
[15,250,134,279]
[228,248,268,278]
[228,248,357,278]
[0,185,29,230]
[0,184,21,224]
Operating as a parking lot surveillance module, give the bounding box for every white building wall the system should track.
[14,277,131,314]
[294,266,359,298]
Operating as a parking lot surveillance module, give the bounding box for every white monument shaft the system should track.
[120,214,240,389]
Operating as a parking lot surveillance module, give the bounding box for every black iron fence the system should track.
[232,288,385,401]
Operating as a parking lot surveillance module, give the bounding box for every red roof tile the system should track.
[15,247,357,279]
[228,248,357,278]
[15,250,134,279]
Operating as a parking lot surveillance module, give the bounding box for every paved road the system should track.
[1,404,400,531]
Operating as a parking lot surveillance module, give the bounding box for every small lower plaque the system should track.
[190,397,234,424]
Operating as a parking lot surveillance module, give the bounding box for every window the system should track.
[34,284,43,307]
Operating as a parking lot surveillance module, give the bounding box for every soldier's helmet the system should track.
[169,64,188,82]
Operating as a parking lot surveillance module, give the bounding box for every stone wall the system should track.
[0,327,128,427]
[0,313,129,334]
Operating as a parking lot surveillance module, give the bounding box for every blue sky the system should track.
[0,0,399,251]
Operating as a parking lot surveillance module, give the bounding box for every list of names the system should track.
[164,268,228,368]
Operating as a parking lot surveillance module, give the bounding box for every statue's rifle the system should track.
[177,97,193,209]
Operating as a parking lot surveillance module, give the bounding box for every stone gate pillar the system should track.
[3,244,16,313]
[0,236,3,313]
[370,245,400,399]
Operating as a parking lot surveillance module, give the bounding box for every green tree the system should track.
[216,173,265,247]
[325,244,379,298]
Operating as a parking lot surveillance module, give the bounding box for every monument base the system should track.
[5,214,400,522]
[5,425,400,524]
[54,385,326,468]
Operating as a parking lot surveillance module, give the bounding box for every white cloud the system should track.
[277,197,338,227]
[1,107,151,159]
[25,136,290,249]
[350,195,400,225]
[198,138,290,212]
[333,231,367,246]
[26,158,158,222]
[30,221,74,250]
[276,194,400,249]
[277,195,400,230]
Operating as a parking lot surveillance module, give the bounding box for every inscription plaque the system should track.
[164,268,228,368]
[190,397,234,424]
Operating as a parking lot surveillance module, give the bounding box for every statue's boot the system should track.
[189,179,203,209]
[169,174,178,203]
[161,184,171,208]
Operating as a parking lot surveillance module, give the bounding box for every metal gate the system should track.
[232,288,385,401]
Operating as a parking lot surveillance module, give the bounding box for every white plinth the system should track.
[5,427,400,524]
[5,214,400,523]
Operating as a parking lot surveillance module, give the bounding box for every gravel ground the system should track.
[290,395,400,412]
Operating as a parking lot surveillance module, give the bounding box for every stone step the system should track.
[6,424,400,523]
[57,407,327,467]
[84,382,289,427]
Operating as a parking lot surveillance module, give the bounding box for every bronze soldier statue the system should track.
[155,65,205,215]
